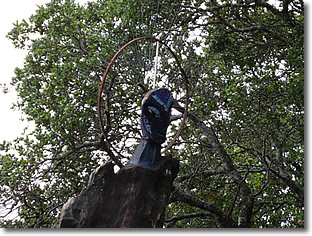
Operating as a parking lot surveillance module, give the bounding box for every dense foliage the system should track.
[1,0,303,228]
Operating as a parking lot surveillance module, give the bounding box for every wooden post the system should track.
[55,156,179,228]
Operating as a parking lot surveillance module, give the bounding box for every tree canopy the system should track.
[1,0,304,228]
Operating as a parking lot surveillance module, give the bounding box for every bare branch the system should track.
[176,168,226,182]
[171,182,237,228]
[173,102,254,227]
[164,211,214,227]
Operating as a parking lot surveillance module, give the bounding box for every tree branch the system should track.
[175,168,226,182]
[164,211,214,227]
[173,101,254,227]
[255,0,299,27]
[271,142,304,205]
[171,182,237,228]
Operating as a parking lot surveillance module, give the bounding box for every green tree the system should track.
[1,0,303,228]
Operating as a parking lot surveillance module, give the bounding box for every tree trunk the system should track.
[54,156,179,228]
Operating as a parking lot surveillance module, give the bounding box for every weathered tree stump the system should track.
[55,155,179,228]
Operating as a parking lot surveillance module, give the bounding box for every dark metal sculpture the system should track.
[98,37,189,161]
[129,88,173,168]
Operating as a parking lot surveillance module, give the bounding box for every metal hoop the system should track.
[98,36,189,157]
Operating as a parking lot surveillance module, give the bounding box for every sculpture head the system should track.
[141,88,173,144]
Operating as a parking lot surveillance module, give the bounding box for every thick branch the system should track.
[270,143,304,205]
[255,0,299,27]
[171,182,237,228]
[164,211,214,227]
[173,102,254,227]
[176,168,226,182]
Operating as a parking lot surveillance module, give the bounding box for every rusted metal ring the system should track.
[98,36,189,156]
